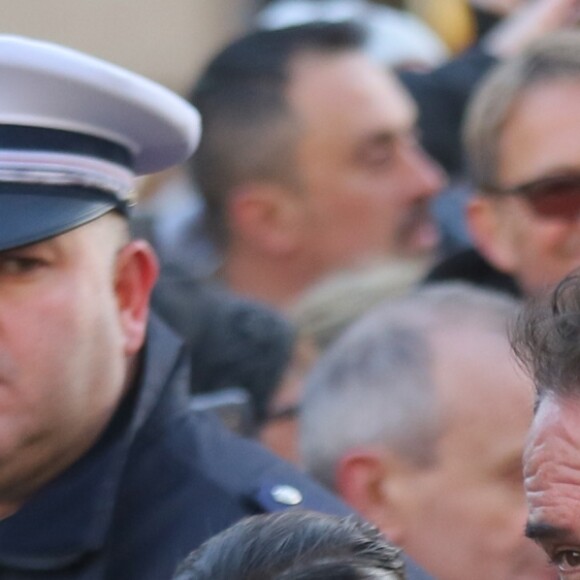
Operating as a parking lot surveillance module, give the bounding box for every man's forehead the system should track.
[286,49,416,128]
[498,78,580,185]
[524,396,580,547]
[532,395,580,431]
[0,213,119,255]
[525,395,580,474]
[430,329,533,465]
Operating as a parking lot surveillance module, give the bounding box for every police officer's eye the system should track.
[0,256,46,275]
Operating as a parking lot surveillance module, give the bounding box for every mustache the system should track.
[398,200,433,234]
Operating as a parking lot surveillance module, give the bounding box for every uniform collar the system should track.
[0,316,185,572]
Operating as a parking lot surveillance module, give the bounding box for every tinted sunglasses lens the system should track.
[525,178,580,219]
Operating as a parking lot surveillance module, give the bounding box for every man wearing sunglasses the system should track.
[427,30,580,297]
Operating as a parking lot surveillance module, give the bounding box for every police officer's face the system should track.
[0,215,157,516]
[285,51,444,273]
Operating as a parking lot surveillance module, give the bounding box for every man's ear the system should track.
[114,240,159,356]
[335,448,408,544]
[228,181,304,256]
[467,194,518,274]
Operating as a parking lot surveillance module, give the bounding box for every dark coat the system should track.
[0,317,348,579]
[424,247,522,298]
[400,45,497,177]
[0,317,432,580]
[152,266,296,426]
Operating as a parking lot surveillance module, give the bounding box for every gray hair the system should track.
[465,30,580,192]
[290,259,425,351]
[301,282,520,489]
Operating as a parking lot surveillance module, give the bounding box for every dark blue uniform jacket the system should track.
[0,317,432,580]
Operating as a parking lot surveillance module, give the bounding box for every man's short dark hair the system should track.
[511,271,580,403]
[189,22,365,247]
[173,511,405,580]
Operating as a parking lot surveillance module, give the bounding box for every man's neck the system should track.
[222,250,320,311]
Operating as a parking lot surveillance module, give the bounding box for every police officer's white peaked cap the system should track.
[0,35,202,251]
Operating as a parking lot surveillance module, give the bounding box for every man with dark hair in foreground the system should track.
[511,272,580,578]
[173,511,406,580]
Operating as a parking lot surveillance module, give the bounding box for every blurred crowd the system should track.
[4,0,580,579]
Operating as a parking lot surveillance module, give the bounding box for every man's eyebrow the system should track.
[354,131,402,158]
[360,132,398,147]
[525,521,572,542]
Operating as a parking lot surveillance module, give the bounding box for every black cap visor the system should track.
[0,185,124,251]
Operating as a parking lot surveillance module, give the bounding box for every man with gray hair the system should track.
[301,283,555,579]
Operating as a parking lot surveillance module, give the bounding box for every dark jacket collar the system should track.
[423,247,522,298]
[0,316,185,572]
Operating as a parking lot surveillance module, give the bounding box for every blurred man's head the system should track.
[511,272,580,578]
[301,284,554,580]
[466,31,580,296]
[174,511,406,580]
[191,23,443,308]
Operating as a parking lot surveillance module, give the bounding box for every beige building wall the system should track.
[0,1,253,95]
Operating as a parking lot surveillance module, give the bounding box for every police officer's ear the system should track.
[335,448,409,545]
[228,180,306,256]
[114,239,159,357]
[467,193,519,274]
